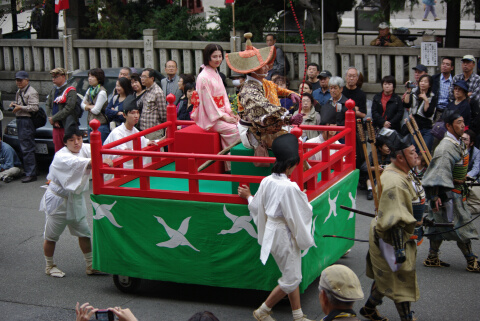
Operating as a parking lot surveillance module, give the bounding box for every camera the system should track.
[406,81,416,89]
[95,310,114,321]
[7,107,14,112]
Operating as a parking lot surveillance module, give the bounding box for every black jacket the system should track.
[371,92,404,132]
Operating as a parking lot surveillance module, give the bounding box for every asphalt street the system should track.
[1,156,479,321]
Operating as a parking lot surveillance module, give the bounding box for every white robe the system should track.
[248,174,315,264]
[103,123,150,180]
[306,134,338,161]
[39,144,92,222]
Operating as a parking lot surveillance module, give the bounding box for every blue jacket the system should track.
[422,0,435,5]
[0,141,22,171]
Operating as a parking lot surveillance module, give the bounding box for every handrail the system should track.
[89,94,357,204]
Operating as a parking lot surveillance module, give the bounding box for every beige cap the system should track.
[50,67,67,75]
[319,264,364,302]
[378,22,389,29]
[461,55,476,64]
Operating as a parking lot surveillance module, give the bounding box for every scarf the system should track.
[87,85,101,103]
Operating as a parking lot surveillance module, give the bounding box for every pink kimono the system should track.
[191,65,239,150]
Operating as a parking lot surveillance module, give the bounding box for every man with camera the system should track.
[370,22,405,47]
[10,71,39,183]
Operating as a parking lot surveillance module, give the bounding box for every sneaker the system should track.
[367,190,373,200]
[434,17,440,21]
[359,306,389,321]
[423,256,450,267]
[422,18,429,21]
[466,258,480,273]
[253,308,276,321]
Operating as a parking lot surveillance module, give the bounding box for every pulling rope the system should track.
[289,0,308,100]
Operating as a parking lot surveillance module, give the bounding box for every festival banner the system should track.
[91,170,359,292]
[55,0,69,13]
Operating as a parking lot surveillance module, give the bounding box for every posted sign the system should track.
[421,42,438,67]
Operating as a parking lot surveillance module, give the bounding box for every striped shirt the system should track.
[437,74,452,110]
[140,82,166,131]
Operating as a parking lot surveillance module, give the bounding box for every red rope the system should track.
[289,0,307,99]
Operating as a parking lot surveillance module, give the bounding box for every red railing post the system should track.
[344,99,356,168]
[89,119,102,195]
[290,126,304,190]
[166,93,177,152]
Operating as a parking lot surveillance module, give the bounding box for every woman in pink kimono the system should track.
[191,44,240,153]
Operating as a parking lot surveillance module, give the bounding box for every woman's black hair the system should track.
[418,74,433,96]
[117,77,134,96]
[272,155,300,174]
[381,75,396,91]
[130,73,146,90]
[203,44,224,67]
[465,129,476,146]
[180,73,196,85]
[184,82,195,93]
[302,92,315,105]
[187,311,219,321]
[88,68,105,85]
[63,129,84,144]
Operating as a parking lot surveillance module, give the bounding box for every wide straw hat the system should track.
[226,33,276,74]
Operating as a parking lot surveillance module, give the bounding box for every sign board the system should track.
[421,42,438,66]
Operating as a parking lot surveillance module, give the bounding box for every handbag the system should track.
[431,120,446,140]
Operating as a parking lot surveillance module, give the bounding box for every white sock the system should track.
[292,308,304,319]
[83,252,93,267]
[45,256,54,268]
[260,302,271,312]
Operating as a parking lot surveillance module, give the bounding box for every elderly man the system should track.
[226,33,301,151]
[10,70,39,183]
[360,129,421,321]
[161,60,183,105]
[312,70,332,106]
[46,67,78,152]
[423,113,480,273]
[265,34,288,80]
[321,76,348,126]
[140,68,166,140]
[370,22,404,47]
[319,265,364,321]
[449,55,480,104]
[307,63,321,91]
[343,67,366,120]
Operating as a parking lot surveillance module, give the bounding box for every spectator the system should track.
[81,68,110,143]
[106,77,134,128]
[343,67,367,120]
[306,63,321,91]
[306,106,338,161]
[0,135,23,183]
[229,71,246,94]
[312,70,333,106]
[40,122,113,278]
[422,0,440,21]
[140,68,167,140]
[404,74,437,152]
[370,22,405,47]
[402,64,428,103]
[318,265,364,321]
[299,81,321,112]
[432,57,455,122]
[443,80,471,126]
[75,302,138,321]
[176,73,196,112]
[294,93,321,140]
[463,130,480,179]
[265,34,288,80]
[111,67,133,98]
[361,136,391,200]
[46,67,78,152]
[103,96,155,181]
[188,311,220,321]
[449,55,480,104]
[130,73,146,113]
[273,76,294,111]
[322,76,348,126]
[30,1,43,34]
[10,70,39,183]
[161,60,183,105]
[177,82,195,121]
[372,75,404,132]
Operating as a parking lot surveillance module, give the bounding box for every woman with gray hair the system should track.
[320,76,348,127]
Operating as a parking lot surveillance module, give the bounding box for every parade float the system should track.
[89,95,359,293]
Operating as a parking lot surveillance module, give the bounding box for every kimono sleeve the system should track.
[49,152,91,194]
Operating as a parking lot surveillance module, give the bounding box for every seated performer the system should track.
[225,33,301,151]
[190,44,240,154]
[40,121,113,278]
[103,95,157,181]
[238,134,315,321]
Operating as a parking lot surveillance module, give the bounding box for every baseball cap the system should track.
[378,22,389,29]
[15,70,29,79]
[50,67,67,75]
[461,55,476,64]
[319,264,364,302]
[412,64,427,73]
[319,70,332,78]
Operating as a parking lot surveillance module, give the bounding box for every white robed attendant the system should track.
[239,133,315,321]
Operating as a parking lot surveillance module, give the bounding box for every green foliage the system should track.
[82,0,207,40]
[275,28,318,44]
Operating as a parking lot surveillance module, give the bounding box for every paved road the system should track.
[1,158,479,321]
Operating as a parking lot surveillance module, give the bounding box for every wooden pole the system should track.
[357,119,379,211]
[63,10,69,79]
[409,115,432,161]
[232,2,235,39]
[366,119,382,199]
[197,139,242,172]
[405,119,430,166]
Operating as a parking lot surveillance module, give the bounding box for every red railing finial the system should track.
[291,125,303,139]
[166,93,176,105]
[345,99,355,111]
[89,118,101,131]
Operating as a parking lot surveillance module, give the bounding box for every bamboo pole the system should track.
[197,139,242,172]
[409,115,432,161]
[357,119,379,211]
[366,119,382,199]
[405,119,430,166]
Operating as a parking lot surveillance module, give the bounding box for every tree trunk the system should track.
[10,0,17,32]
[475,0,480,23]
[445,0,460,48]
[380,0,390,23]
[38,0,59,39]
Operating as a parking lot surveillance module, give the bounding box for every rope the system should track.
[289,0,307,100]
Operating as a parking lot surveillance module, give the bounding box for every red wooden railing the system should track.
[90,94,356,204]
